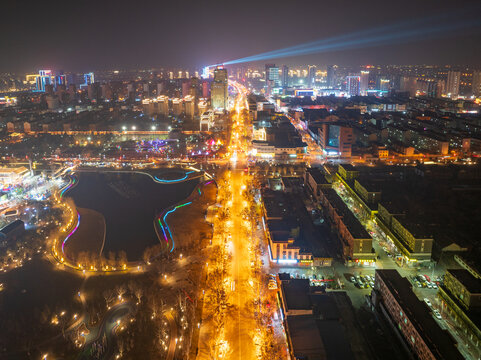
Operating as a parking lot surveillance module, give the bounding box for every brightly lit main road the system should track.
[224,81,257,359]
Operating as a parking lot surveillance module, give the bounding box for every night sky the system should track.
[1,0,481,72]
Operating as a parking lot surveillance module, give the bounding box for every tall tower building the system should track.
[346,76,360,97]
[211,66,228,109]
[308,65,317,87]
[446,71,460,98]
[36,70,52,92]
[360,70,370,95]
[282,65,289,88]
[265,64,279,95]
[326,65,338,88]
[472,71,481,97]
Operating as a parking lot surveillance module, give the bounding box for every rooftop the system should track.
[376,270,463,360]
[447,269,481,294]
[321,188,371,239]
[281,279,312,311]
[286,316,326,360]
[306,168,330,185]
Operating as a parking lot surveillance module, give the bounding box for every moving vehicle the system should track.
[424,298,432,307]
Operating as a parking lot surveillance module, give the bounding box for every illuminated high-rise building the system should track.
[346,75,360,96]
[211,66,228,109]
[265,64,280,86]
[360,70,369,95]
[202,80,210,98]
[282,65,289,88]
[446,70,460,98]
[472,71,481,97]
[55,74,66,89]
[172,98,183,116]
[36,70,52,92]
[184,95,195,118]
[80,72,95,89]
[265,64,279,95]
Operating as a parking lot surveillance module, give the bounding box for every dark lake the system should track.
[65,170,198,261]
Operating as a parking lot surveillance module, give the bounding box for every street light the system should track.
[132,126,136,130]
[122,126,127,131]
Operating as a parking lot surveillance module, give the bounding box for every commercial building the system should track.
[376,202,433,261]
[304,167,331,201]
[317,122,353,158]
[318,188,374,263]
[372,269,463,360]
[438,269,481,348]
[200,110,215,131]
[262,189,331,267]
[251,117,307,161]
[36,70,53,92]
[211,67,228,109]
[265,64,280,86]
[0,167,30,185]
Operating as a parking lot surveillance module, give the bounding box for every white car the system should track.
[424,298,432,307]
[433,309,442,320]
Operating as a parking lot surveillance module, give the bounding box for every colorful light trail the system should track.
[61,212,80,254]
[154,170,195,183]
[60,177,76,198]
[157,201,193,253]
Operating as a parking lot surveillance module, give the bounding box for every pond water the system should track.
[65,170,198,261]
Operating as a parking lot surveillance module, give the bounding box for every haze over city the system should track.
[1,1,481,360]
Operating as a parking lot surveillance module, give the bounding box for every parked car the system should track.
[424,298,432,307]
[433,309,442,320]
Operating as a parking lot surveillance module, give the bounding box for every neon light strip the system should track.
[60,177,76,198]
[154,171,196,183]
[158,201,193,252]
[158,219,168,242]
[62,212,80,254]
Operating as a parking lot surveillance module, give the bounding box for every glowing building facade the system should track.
[211,67,228,110]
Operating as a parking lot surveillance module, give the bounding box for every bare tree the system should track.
[103,289,114,307]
